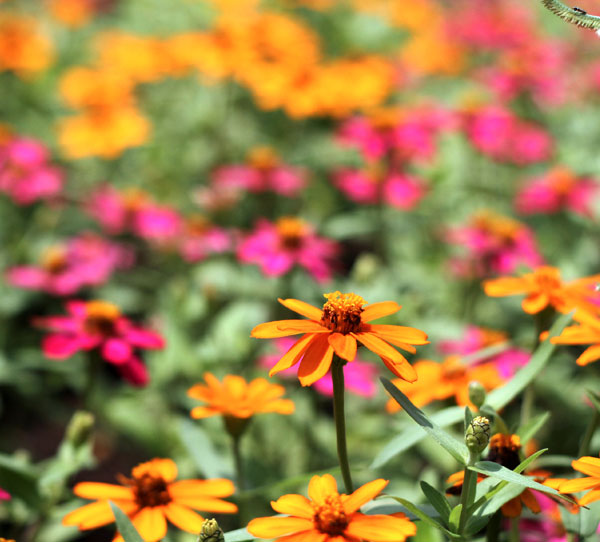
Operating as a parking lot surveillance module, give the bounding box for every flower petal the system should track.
[559,477,600,493]
[343,479,388,514]
[251,320,326,338]
[247,516,314,538]
[169,479,235,498]
[501,497,522,517]
[328,333,357,362]
[345,513,417,542]
[577,345,600,366]
[367,324,429,345]
[297,335,334,386]
[63,500,117,528]
[361,301,401,322]
[520,489,541,513]
[522,293,549,314]
[278,298,323,320]
[276,531,328,542]
[572,457,600,477]
[271,494,314,519]
[190,406,220,419]
[101,338,132,364]
[174,496,238,513]
[353,332,417,382]
[578,488,600,506]
[270,333,317,376]
[483,277,528,297]
[163,502,206,532]
[74,482,135,501]
[308,474,338,503]
[131,507,167,542]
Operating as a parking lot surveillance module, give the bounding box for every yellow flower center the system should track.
[84,300,121,336]
[41,245,67,273]
[320,291,365,334]
[312,494,348,535]
[276,217,307,249]
[487,433,522,471]
[247,146,279,170]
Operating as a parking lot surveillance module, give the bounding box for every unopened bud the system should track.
[198,518,224,542]
[468,381,487,409]
[465,416,491,454]
[66,411,94,447]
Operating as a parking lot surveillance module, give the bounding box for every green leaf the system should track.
[560,499,600,536]
[464,406,474,434]
[0,454,41,508]
[371,406,464,468]
[448,504,462,533]
[420,481,452,525]
[225,527,255,541]
[381,378,469,465]
[486,312,571,410]
[109,502,144,542]
[466,483,525,535]
[179,418,232,478]
[586,389,600,413]
[517,412,550,445]
[513,448,548,474]
[389,497,461,539]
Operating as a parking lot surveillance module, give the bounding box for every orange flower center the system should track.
[488,433,522,470]
[84,300,120,336]
[442,356,467,379]
[479,327,507,347]
[120,473,172,508]
[320,291,365,334]
[41,245,68,273]
[247,146,279,170]
[474,211,521,243]
[548,167,575,195]
[121,188,149,211]
[533,268,562,293]
[312,494,348,535]
[276,217,307,249]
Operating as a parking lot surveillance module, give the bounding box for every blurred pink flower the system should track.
[179,216,231,262]
[516,493,567,542]
[258,338,378,398]
[446,210,544,277]
[36,300,164,386]
[439,325,529,379]
[464,106,552,165]
[515,167,599,217]
[0,137,63,204]
[0,488,10,500]
[6,233,133,295]
[212,146,306,197]
[334,167,426,210]
[237,217,338,281]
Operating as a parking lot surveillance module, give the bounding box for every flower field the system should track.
[2,0,600,541]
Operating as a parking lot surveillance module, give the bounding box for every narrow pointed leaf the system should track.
[448,503,462,533]
[464,406,474,434]
[109,502,144,542]
[517,412,550,445]
[389,497,461,539]
[420,481,452,525]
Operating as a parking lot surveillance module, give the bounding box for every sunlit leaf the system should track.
[109,502,144,542]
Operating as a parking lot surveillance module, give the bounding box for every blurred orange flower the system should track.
[47,0,95,27]
[187,373,295,420]
[63,458,237,542]
[248,474,416,542]
[551,310,600,365]
[59,67,136,109]
[251,292,428,386]
[0,14,54,76]
[386,355,503,412]
[559,455,600,505]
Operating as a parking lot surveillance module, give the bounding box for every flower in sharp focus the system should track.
[549,310,600,366]
[483,266,600,316]
[251,292,428,386]
[247,474,416,542]
[187,373,295,421]
[62,458,238,542]
[558,454,600,505]
[36,300,164,386]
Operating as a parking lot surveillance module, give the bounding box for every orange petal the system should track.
[366,324,429,345]
[361,301,401,322]
[483,277,528,297]
[271,494,314,519]
[247,516,314,538]
[308,474,338,504]
[131,507,167,542]
[345,513,417,542]
[552,326,599,344]
[278,298,323,320]
[269,333,316,376]
[174,496,238,513]
[63,500,116,528]
[578,488,600,506]
[261,398,295,415]
[521,489,541,513]
[572,457,600,477]
[169,479,235,499]
[328,333,357,362]
[163,502,205,532]
[501,497,522,517]
[251,320,326,339]
[297,335,334,386]
[73,482,134,501]
[354,332,416,381]
[380,354,417,382]
[343,479,388,514]
[577,345,600,366]
[132,458,177,482]
[276,531,328,542]
[522,293,549,314]
[559,477,600,493]
[190,406,220,419]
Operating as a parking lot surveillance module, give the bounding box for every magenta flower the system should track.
[237,217,338,281]
[179,217,231,262]
[212,146,306,197]
[515,167,599,217]
[0,137,63,204]
[334,167,426,210]
[36,300,164,386]
[439,325,529,379]
[446,210,544,277]
[258,338,378,398]
[0,488,10,501]
[515,493,567,542]
[6,233,133,296]
[463,106,552,165]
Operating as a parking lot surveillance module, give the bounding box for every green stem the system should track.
[458,451,479,534]
[232,434,247,524]
[510,517,520,542]
[485,511,501,542]
[331,356,353,494]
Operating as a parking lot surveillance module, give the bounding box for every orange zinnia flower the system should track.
[483,266,600,315]
[247,474,416,542]
[63,458,237,542]
[188,373,295,419]
[550,310,600,366]
[386,355,503,413]
[251,292,428,386]
[559,455,600,505]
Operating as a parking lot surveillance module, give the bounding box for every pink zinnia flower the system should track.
[446,210,544,277]
[6,233,133,295]
[515,167,599,217]
[334,167,426,210]
[212,146,306,197]
[0,488,10,500]
[439,325,529,379]
[0,137,63,204]
[36,300,164,386]
[258,338,378,398]
[237,217,338,281]
[179,216,231,262]
[516,493,568,542]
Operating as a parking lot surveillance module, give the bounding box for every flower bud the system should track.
[198,518,225,542]
[468,381,486,409]
[465,416,491,454]
[66,411,94,447]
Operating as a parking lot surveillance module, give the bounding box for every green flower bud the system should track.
[66,411,94,447]
[468,381,487,409]
[465,416,491,454]
[198,518,225,542]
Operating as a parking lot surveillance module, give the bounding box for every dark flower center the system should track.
[313,495,348,536]
[122,473,171,508]
[320,291,365,334]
